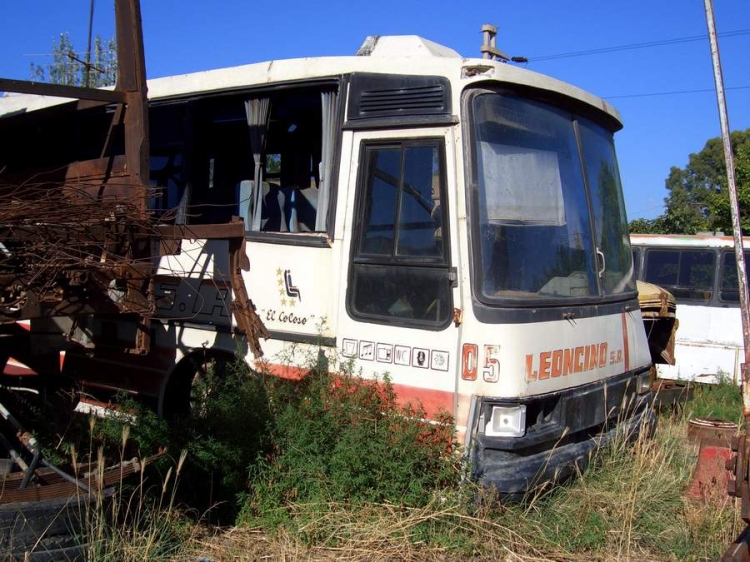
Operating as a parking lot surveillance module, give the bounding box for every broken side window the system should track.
[172,86,339,234]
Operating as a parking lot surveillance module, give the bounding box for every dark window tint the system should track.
[720,251,750,302]
[360,148,400,254]
[397,146,443,258]
[349,140,451,328]
[632,248,641,279]
[351,264,451,322]
[644,249,715,301]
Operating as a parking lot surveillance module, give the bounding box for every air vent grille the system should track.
[347,73,452,124]
[360,85,446,115]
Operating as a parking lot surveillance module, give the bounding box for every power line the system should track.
[604,85,750,100]
[529,29,750,62]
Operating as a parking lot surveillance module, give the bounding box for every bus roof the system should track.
[0,35,622,127]
[630,233,750,249]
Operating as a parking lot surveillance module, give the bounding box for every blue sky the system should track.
[1,0,748,220]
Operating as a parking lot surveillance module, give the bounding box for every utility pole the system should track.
[707,0,750,558]
[84,0,96,88]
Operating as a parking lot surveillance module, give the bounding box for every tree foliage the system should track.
[629,128,750,235]
[30,32,117,88]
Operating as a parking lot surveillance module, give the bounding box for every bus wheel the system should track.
[162,353,235,419]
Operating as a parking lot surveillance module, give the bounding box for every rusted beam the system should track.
[115,0,150,216]
[0,78,126,104]
[156,221,246,240]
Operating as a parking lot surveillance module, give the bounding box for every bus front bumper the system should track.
[472,390,656,499]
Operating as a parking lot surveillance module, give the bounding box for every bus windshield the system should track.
[467,89,634,304]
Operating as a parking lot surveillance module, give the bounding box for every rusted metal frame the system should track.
[156,221,248,241]
[116,0,150,216]
[114,0,152,353]
[100,103,125,162]
[157,219,268,356]
[0,78,126,104]
[0,156,129,189]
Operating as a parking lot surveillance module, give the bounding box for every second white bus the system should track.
[631,233,749,384]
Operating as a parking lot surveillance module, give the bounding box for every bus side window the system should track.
[720,251,750,303]
[181,87,339,233]
[241,89,338,234]
[644,249,715,302]
[348,140,452,328]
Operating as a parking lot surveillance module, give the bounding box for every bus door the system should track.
[336,127,461,420]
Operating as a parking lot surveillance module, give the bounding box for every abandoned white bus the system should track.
[631,233,750,384]
[0,35,654,495]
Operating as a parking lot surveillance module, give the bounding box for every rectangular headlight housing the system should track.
[485,405,526,437]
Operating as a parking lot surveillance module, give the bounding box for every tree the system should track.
[710,143,750,234]
[629,128,750,235]
[30,32,117,88]
[628,216,667,234]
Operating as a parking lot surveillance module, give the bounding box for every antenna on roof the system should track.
[480,24,528,64]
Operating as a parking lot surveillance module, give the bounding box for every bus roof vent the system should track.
[346,73,452,127]
[356,35,461,58]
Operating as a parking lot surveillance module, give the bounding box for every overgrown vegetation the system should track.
[8,360,746,561]
[77,430,192,562]
[239,367,460,533]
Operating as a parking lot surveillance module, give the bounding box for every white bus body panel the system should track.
[656,304,743,384]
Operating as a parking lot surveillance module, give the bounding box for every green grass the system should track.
[687,373,744,423]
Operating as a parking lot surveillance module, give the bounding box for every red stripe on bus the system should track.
[262,362,454,420]
[390,383,454,419]
[621,313,630,371]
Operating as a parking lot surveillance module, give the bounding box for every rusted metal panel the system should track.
[1,156,129,190]
[0,0,156,353]
[0,452,163,504]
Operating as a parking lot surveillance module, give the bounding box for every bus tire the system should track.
[160,351,236,419]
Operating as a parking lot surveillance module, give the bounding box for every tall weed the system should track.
[78,427,193,561]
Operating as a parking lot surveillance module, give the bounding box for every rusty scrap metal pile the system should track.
[0,178,169,321]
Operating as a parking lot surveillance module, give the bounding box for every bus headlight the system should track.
[485,405,526,437]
